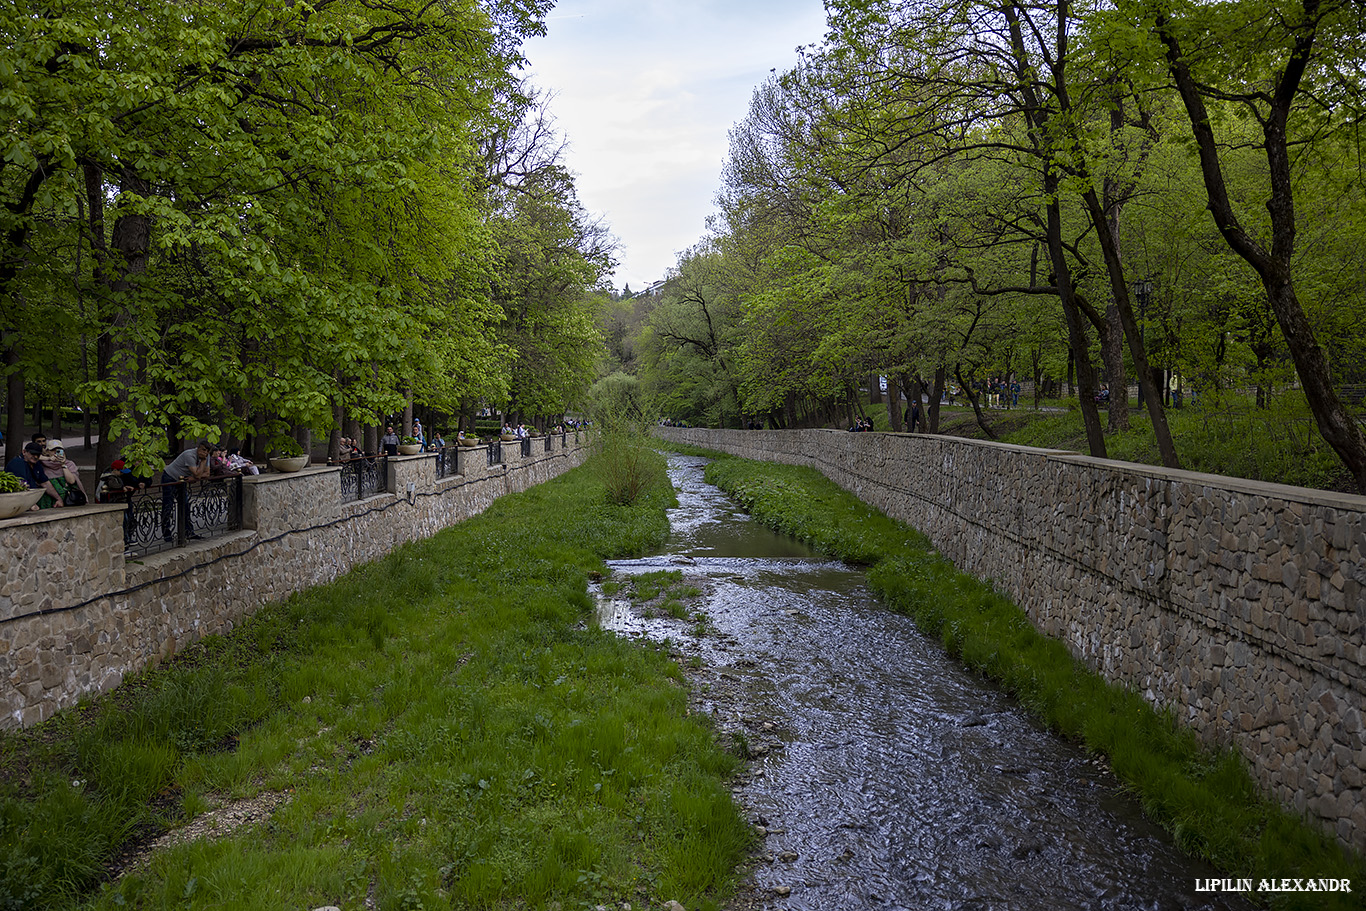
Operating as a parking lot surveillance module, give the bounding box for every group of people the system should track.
[93,443,257,504]
[4,433,89,509]
[976,377,1021,409]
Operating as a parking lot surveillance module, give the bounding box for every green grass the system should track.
[610,572,704,623]
[696,451,1364,910]
[0,453,752,911]
[860,389,1354,491]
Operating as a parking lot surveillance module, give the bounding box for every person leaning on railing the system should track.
[161,441,211,542]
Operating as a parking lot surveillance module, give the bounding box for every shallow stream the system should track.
[596,454,1255,911]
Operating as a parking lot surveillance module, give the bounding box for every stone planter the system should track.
[458,438,480,448]
[0,488,44,519]
[397,443,423,455]
[500,434,517,442]
[268,456,309,473]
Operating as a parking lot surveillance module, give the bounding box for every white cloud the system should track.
[524,0,827,289]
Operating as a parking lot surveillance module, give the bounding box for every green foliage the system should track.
[0,0,606,468]
[995,394,1350,490]
[589,372,668,506]
[702,452,1365,906]
[0,461,750,911]
[591,432,669,507]
[636,243,747,428]
[0,473,25,494]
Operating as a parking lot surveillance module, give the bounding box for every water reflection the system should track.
[599,454,1253,911]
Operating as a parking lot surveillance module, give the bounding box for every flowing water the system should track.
[597,454,1255,911]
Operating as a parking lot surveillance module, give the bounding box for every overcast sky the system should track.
[523,0,829,292]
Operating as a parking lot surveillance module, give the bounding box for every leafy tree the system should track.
[2,0,552,466]
[1131,0,1366,490]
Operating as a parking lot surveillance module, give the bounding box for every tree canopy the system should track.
[2,0,612,468]
[621,0,1366,490]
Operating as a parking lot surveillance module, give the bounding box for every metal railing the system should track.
[434,445,461,480]
[122,476,243,558]
[520,437,532,457]
[487,441,501,466]
[339,455,388,503]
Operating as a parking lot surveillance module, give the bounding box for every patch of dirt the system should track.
[114,790,291,875]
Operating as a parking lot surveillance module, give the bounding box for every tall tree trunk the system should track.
[4,335,21,463]
[887,376,903,431]
[1081,187,1177,464]
[956,368,998,440]
[869,372,883,404]
[1102,304,1128,432]
[93,166,151,472]
[1046,192,1107,457]
[929,366,945,433]
[1154,4,1363,489]
[329,393,344,463]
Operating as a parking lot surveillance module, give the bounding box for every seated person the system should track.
[6,442,63,508]
[39,440,88,504]
[208,446,234,476]
[225,447,259,475]
[428,431,446,450]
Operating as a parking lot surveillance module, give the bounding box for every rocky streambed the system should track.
[593,454,1255,911]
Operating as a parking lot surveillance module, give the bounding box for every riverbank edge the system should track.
[0,454,755,911]
[662,441,1364,911]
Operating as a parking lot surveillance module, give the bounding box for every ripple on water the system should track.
[599,454,1256,911]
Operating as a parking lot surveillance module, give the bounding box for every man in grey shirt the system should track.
[161,441,210,542]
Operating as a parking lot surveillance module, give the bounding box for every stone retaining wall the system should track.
[1,437,589,729]
[657,426,1366,853]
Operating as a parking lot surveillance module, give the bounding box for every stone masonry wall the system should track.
[657,426,1366,853]
[1,437,589,730]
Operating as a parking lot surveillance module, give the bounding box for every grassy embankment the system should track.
[861,390,1356,492]
[673,444,1363,910]
[0,451,751,911]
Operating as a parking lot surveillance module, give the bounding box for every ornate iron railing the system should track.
[122,476,243,558]
[487,441,501,466]
[339,455,388,503]
[520,437,532,457]
[434,445,461,479]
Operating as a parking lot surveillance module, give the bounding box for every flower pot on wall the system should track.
[268,456,309,473]
[0,489,44,519]
[397,444,423,455]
